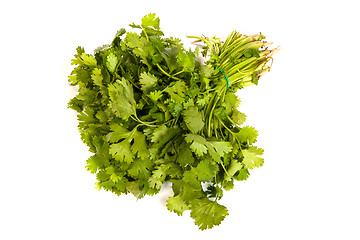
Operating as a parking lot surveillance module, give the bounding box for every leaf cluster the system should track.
[68,13,276,230]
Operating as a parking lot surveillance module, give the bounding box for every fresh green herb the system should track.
[68,13,278,230]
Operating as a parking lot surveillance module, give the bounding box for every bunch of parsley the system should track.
[68,13,277,230]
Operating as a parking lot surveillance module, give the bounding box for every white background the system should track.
[1,0,359,239]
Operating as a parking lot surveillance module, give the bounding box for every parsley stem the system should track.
[131,115,157,127]
[187,35,212,48]
[219,125,227,139]
[220,160,230,179]
[206,94,220,137]
[214,119,219,139]
[156,64,182,81]
[227,115,239,128]
[217,117,235,136]
[172,68,185,76]
[141,27,149,41]
[219,117,245,153]
[173,116,179,127]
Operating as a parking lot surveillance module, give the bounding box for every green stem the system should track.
[156,64,182,81]
[218,117,244,155]
[219,41,266,66]
[131,115,157,127]
[219,126,226,140]
[217,117,235,135]
[214,118,219,139]
[227,115,240,128]
[141,27,149,41]
[219,35,249,59]
[220,161,230,179]
[187,35,213,47]
[225,57,258,76]
[173,68,185,76]
[173,116,180,127]
[218,31,237,54]
[207,95,220,137]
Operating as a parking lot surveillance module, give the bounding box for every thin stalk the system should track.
[214,118,219,139]
[219,125,226,139]
[204,93,216,137]
[225,58,257,77]
[220,161,230,178]
[217,117,235,135]
[172,68,185,76]
[187,35,220,56]
[219,41,270,66]
[258,67,271,77]
[187,35,213,48]
[172,116,180,127]
[225,51,271,75]
[156,64,182,81]
[227,70,252,86]
[131,115,158,127]
[219,31,237,54]
[227,115,242,129]
[218,37,257,64]
[219,35,251,60]
[141,27,149,41]
[207,95,220,137]
[241,81,255,87]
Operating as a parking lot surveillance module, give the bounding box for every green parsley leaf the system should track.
[148,90,163,102]
[80,52,97,66]
[177,50,196,71]
[151,124,168,143]
[235,167,250,181]
[166,194,190,216]
[86,155,105,173]
[242,147,264,169]
[141,13,160,30]
[108,78,136,120]
[192,158,218,182]
[106,124,131,143]
[190,198,229,230]
[182,106,205,133]
[235,126,258,144]
[184,134,208,157]
[206,141,233,163]
[224,160,243,181]
[109,140,134,164]
[164,81,187,103]
[161,47,179,73]
[91,68,103,86]
[232,109,247,126]
[176,144,194,167]
[139,72,158,93]
[131,131,149,159]
[106,52,118,73]
[128,158,153,180]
